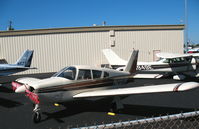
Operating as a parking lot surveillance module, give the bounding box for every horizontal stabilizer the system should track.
[102,49,127,65]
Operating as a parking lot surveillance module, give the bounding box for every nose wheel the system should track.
[32,104,41,123]
[32,111,41,123]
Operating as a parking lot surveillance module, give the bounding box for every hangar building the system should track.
[0,25,184,74]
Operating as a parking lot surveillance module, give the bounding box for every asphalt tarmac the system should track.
[0,74,199,129]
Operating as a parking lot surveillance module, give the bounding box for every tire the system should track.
[32,112,41,123]
[110,103,117,113]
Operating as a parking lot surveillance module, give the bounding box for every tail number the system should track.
[136,65,152,70]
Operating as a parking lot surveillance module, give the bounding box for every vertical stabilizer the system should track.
[15,50,34,67]
[124,50,139,74]
[102,49,127,65]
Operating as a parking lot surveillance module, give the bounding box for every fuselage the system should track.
[116,56,198,74]
[14,65,133,104]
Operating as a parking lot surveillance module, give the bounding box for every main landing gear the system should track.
[109,96,124,113]
[32,104,41,123]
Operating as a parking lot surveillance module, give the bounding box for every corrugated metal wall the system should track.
[0,29,184,74]
[113,30,184,61]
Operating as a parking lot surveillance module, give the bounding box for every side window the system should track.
[77,69,91,80]
[92,70,102,79]
[185,57,192,63]
[104,72,109,78]
[168,59,173,63]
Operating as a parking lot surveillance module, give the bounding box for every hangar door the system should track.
[153,50,161,61]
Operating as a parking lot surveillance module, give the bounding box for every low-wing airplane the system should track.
[12,50,199,123]
[102,49,199,80]
[0,49,35,76]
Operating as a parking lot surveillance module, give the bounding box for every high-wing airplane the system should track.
[12,50,199,123]
[0,50,35,76]
[102,49,199,80]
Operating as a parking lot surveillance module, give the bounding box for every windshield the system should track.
[52,67,76,80]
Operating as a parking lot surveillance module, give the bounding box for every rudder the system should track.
[15,50,34,67]
[124,50,139,74]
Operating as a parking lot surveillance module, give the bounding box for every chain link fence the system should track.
[72,111,199,129]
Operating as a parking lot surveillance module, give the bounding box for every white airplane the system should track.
[0,50,35,76]
[102,49,199,80]
[12,50,199,123]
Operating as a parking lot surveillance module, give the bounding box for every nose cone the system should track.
[15,85,26,93]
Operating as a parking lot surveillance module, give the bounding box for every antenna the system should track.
[7,21,14,31]
[102,21,106,26]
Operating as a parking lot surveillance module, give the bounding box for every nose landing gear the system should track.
[32,104,41,123]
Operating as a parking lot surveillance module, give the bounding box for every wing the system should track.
[73,82,199,98]
[156,52,192,59]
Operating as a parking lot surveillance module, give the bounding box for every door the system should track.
[153,50,161,61]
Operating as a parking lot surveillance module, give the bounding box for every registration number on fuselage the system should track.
[136,65,153,70]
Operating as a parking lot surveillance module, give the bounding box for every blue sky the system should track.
[0,0,199,43]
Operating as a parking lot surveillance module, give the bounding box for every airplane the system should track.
[102,49,199,80]
[12,50,199,123]
[0,49,35,76]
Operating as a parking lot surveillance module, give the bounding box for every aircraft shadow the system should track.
[40,98,196,123]
[0,97,23,108]
[0,85,13,93]
[41,99,112,123]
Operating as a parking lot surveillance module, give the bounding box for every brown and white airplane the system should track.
[12,50,199,123]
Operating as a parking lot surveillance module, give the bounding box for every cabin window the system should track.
[162,57,191,64]
[165,57,189,64]
[77,69,92,80]
[92,70,102,79]
[184,57,192,63]
[104,72,109,78]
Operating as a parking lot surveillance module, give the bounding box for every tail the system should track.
[15,50,34,67]
[124,50,139,74]
[102,49,127,65]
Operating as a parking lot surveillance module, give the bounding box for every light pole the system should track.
[184,0,188,53]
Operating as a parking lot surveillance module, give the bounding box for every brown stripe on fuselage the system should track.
[37,79,113,93]
[36,75,134,93]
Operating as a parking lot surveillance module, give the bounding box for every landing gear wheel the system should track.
[32,111,41,123]
[110,103,117,113]
[109,96,124,113]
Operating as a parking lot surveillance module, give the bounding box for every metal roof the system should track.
[0,24,184,37]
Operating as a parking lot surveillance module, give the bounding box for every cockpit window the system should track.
[163,59,171,63]
[77,69,91,80]
[92,70,102,79]
[157,58,164,62]
[52,67,76,80]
